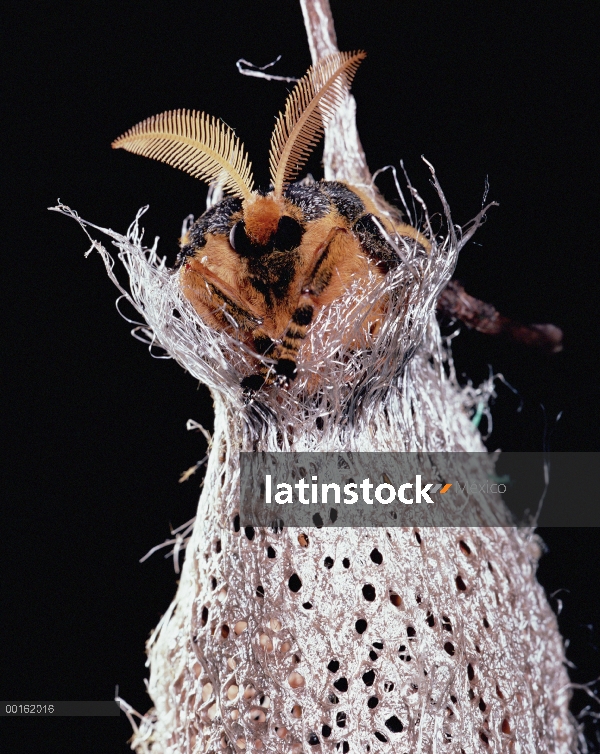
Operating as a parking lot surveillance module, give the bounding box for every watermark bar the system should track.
[240,452,600,527]
[1,701,120,716]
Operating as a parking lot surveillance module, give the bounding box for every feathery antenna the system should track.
[269,51,366,197]
[112,110,255,200]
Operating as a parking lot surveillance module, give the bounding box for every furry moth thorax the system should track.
[112,51,430,391]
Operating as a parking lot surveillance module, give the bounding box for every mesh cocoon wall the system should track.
[55,2,578,748]
[55,187,576,751]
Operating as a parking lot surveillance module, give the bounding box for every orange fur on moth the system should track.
[243,195,285,245]
[112,51,430,390]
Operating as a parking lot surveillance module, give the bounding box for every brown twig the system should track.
[437,280,563,353]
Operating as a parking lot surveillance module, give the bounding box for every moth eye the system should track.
[229,220,241,250]
[229,220,254,256]
[274,215,304,251]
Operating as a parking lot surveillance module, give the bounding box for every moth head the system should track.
[229,197,305,256]
[242,194,284,246]
[111,51,366,213]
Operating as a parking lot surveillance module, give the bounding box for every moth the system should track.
[112,51,430,390]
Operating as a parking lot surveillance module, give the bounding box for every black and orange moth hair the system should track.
[112,51,432,389]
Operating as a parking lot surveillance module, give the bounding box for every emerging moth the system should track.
[112,51,430,390]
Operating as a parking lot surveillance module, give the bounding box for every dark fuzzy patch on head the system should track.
[175,197,241,268]
[186,197,242,248]
[320,181,365,222]
[284,182,330,221]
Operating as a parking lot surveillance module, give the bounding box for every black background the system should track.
[2,1,599,751]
